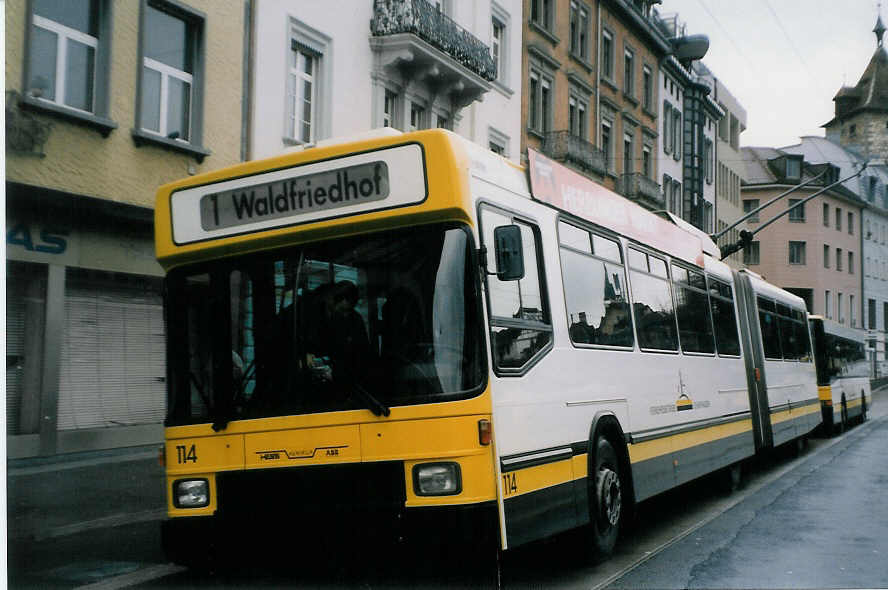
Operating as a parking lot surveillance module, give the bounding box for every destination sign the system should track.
[169,143,427,244]
[199,161,389,231]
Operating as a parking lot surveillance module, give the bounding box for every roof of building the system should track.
[824,17,888,126]
[741,143,864,204]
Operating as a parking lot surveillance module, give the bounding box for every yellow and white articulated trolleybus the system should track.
[156,129,819,565]
[809,316,870,434]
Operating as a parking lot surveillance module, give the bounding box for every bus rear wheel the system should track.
[840,396,849,433]
[588,437,622,557]
[861,392,868,423]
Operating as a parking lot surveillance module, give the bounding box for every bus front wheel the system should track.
[589,437,622,557]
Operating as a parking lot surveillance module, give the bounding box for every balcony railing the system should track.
[618,172,663,209]
[371,0,496,81]
[541,131,607,177]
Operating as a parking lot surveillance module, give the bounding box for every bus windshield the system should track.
[165,224,485,427]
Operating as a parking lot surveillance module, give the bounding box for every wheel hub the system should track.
[598,467,621,527]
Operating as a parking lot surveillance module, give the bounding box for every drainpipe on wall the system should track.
[596,0,601,153]
[241,0,254,162]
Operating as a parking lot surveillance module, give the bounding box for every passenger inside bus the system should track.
[303,280,371,391]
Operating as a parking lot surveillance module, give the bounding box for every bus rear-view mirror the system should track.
[494,225,525,282]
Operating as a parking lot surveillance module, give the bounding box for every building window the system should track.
[139,2,202,143]
[785,157,801,180]
[788,198,805,222]
[288,45,319,143]
[528,68,552,133]
[671,180,682,216]
[642,145,652,178]
[569,1,588,59]
[601,118,613,173]
[848,211,854,234]
[743,199,759,222]
[642,65,653,111]
[409,102,426,131]
[488,126,509,157]
[623,132,634,174]
[672,109,682,160]
[849,251,854,274]
[490,3,511,87]
[663,101,672,154]
[823,203,829,226]
[836,247,843,271]
[789,241,806,265]
[568,95,587,139]
[743,241,760,265]
[869,299,877,330]
[492,16,505,81]
[27,0,107,115]
[825,290,832,319]
[435,112,450,130]
[382,89,397,128]
[835,207,842,230]
[623,47,635,97]
[823,244,830,268]
[601,29,614,80]
[530,0,553,31]
[704,139,713,184]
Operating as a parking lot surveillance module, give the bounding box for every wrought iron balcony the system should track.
[371,0,496,82]
[541,131,607,177]
[618,172,663,209]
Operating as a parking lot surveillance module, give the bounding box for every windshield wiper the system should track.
[352,383,390,417]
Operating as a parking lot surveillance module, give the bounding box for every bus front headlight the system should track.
[413,463,461,496]
[174,479,209,508]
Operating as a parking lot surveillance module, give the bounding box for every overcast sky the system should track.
[661,0,883,148]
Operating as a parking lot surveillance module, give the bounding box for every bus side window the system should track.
[481,207,552,372]
[628,248,678,352]
[672,264,714,354]
[757,297,783,360]
[559,221,633,348]
[707,277,741,356]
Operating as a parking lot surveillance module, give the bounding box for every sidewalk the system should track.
[7,445,167,542]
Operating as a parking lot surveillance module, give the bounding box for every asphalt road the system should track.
[606,409,888,589]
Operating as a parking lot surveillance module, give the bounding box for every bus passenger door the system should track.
[733,272,774,450]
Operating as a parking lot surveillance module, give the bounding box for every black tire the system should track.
[840,396,848,433]
[588,437,623,557]
[861,392,868,423]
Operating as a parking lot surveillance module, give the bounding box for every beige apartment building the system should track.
[6,0,245,458]
[522,0,669,208]
[742,148,863,323]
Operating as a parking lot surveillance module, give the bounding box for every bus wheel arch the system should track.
[586,414,633,557]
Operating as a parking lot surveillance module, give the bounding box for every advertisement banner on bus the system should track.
[526,148,704,266]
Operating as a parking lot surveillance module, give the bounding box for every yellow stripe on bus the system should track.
[818,386,832,402]
[628,419,753,463]
[770,402,820,424]
[501,457,580,500]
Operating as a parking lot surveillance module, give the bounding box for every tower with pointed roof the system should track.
[823,12,888,160]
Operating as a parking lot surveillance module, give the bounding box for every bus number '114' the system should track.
[502,473,518,496]
[176,444,197,464]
